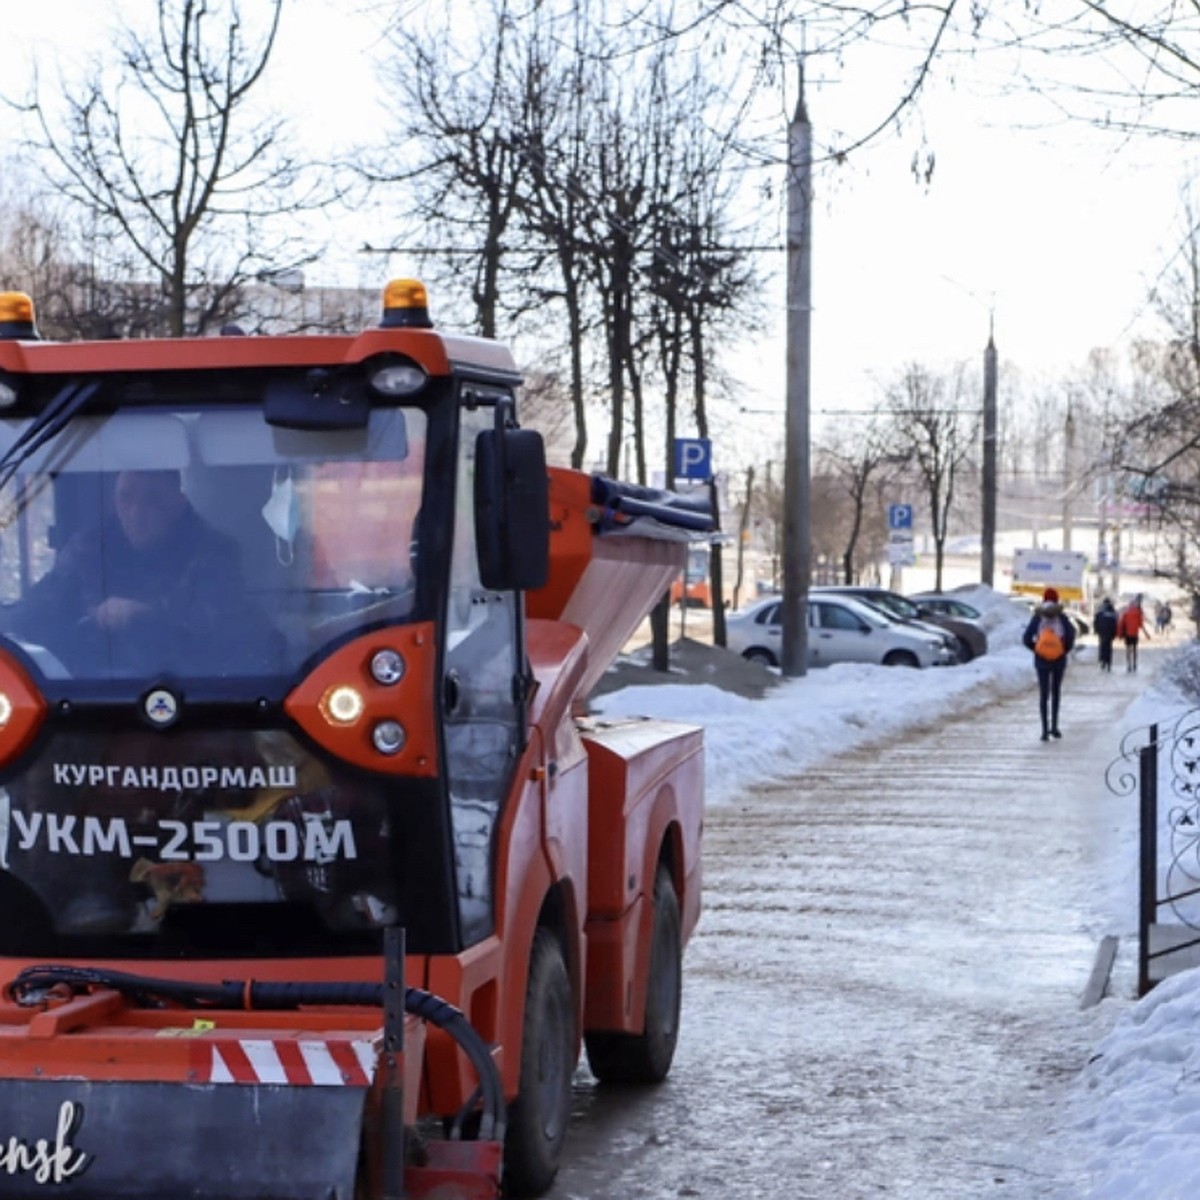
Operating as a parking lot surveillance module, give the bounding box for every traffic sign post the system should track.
[887,534,916,568]
[887,504,915,578]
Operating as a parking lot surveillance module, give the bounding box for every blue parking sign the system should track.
[674,438,712,481]
[888,504,913,531]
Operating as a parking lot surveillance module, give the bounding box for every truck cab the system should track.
[0,283,706,1199]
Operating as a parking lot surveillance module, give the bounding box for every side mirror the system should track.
[474,421,549,592]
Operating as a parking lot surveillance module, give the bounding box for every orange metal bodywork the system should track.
[0,648,49,770]
[669,575,713,609]
[0,327,519,381]
[284,622,439,776]
[578,717,704,1032]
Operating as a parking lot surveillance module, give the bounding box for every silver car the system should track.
[726,594,954,669]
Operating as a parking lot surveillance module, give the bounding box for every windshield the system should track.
[867,593,917,621]
[847,600,890,629]
[0,405,425,686]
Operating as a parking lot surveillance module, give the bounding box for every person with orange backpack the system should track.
[1116,595,1151,672]
[1022,587,1077,741]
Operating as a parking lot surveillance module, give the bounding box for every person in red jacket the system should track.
[1116,595,1151,673]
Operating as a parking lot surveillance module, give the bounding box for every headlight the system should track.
[372,720,406,755]
[321,684,365,726]
[370,648,405,685]
[369,360,426,396]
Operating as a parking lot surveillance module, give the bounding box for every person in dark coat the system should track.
[1022,587,1077,741]
[1094,597,1118,673]
[11,470,277,675]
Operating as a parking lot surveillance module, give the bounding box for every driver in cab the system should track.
[12,470,276,674]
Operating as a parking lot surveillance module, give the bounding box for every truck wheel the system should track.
[504,928,575,1198]
[585,865,682,1084]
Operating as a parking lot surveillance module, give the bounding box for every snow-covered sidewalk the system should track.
[593,587,1200,1199]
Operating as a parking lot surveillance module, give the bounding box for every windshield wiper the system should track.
[0,380,101,493]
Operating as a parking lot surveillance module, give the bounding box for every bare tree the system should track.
[816,413,903,583]
[886,364,980,591]
[19,0,327,337]
[1073,190,1200,598]
[1014,3,1200,142]
[372,0,759,482]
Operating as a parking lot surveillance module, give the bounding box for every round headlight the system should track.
[322,685,365,726]
[370,648,405,685]
[0,692,12,728]
[372,720,406,756]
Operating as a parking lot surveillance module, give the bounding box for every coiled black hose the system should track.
[8,964,505,1141]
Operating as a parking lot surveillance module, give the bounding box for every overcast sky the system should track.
[0,3,1189,451]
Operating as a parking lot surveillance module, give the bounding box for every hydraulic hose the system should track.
[8,964,505,1141]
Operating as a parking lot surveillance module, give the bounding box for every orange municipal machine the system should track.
[0,283,711,1198]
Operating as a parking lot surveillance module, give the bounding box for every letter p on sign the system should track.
[674,438,712,481]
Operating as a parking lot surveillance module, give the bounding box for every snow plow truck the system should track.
[0,281,709,1199]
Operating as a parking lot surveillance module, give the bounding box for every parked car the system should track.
[907,591,991,662]
[726,594,955,669]
[811,585,974,662]
[908,592,984,622]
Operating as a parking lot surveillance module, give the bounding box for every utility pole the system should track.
[981,329,997,587]
[781,64,812,678]
[1097,474,1110,597]
[733,464,755,611]
[1062,401,1076,551]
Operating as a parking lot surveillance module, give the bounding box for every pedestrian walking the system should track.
[1094,597,1118,673]
[1116,595,1151,672]
[1022,587,1077,741]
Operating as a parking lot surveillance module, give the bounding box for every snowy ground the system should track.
[593,588,1200,1200]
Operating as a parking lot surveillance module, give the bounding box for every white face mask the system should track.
[262,473,301,556]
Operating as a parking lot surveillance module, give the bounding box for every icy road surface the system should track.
[555,660,1144,1199]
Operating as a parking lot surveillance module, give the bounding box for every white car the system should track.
[726,594,954,669]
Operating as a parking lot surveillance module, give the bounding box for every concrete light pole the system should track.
[981,329,997,586]
[781,64,812,678]
[1062,401,1076,551]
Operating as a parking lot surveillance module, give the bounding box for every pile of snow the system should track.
[1063,967,1200,1199]
[595,585,1032,807]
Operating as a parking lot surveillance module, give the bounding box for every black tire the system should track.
[955,636,975,663]
[585,866,683,1085]
[504,928,575,1198]
[743,647,777,667]
[882,650,920,668]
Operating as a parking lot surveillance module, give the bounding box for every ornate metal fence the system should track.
[1108,709,1200,995]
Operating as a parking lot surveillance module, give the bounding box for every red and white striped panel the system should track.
[202,1038,379,1086]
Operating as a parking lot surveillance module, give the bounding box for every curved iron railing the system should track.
[1108,708,1200,993]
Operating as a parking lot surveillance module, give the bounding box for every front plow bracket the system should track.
[0,1079,365,1199]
